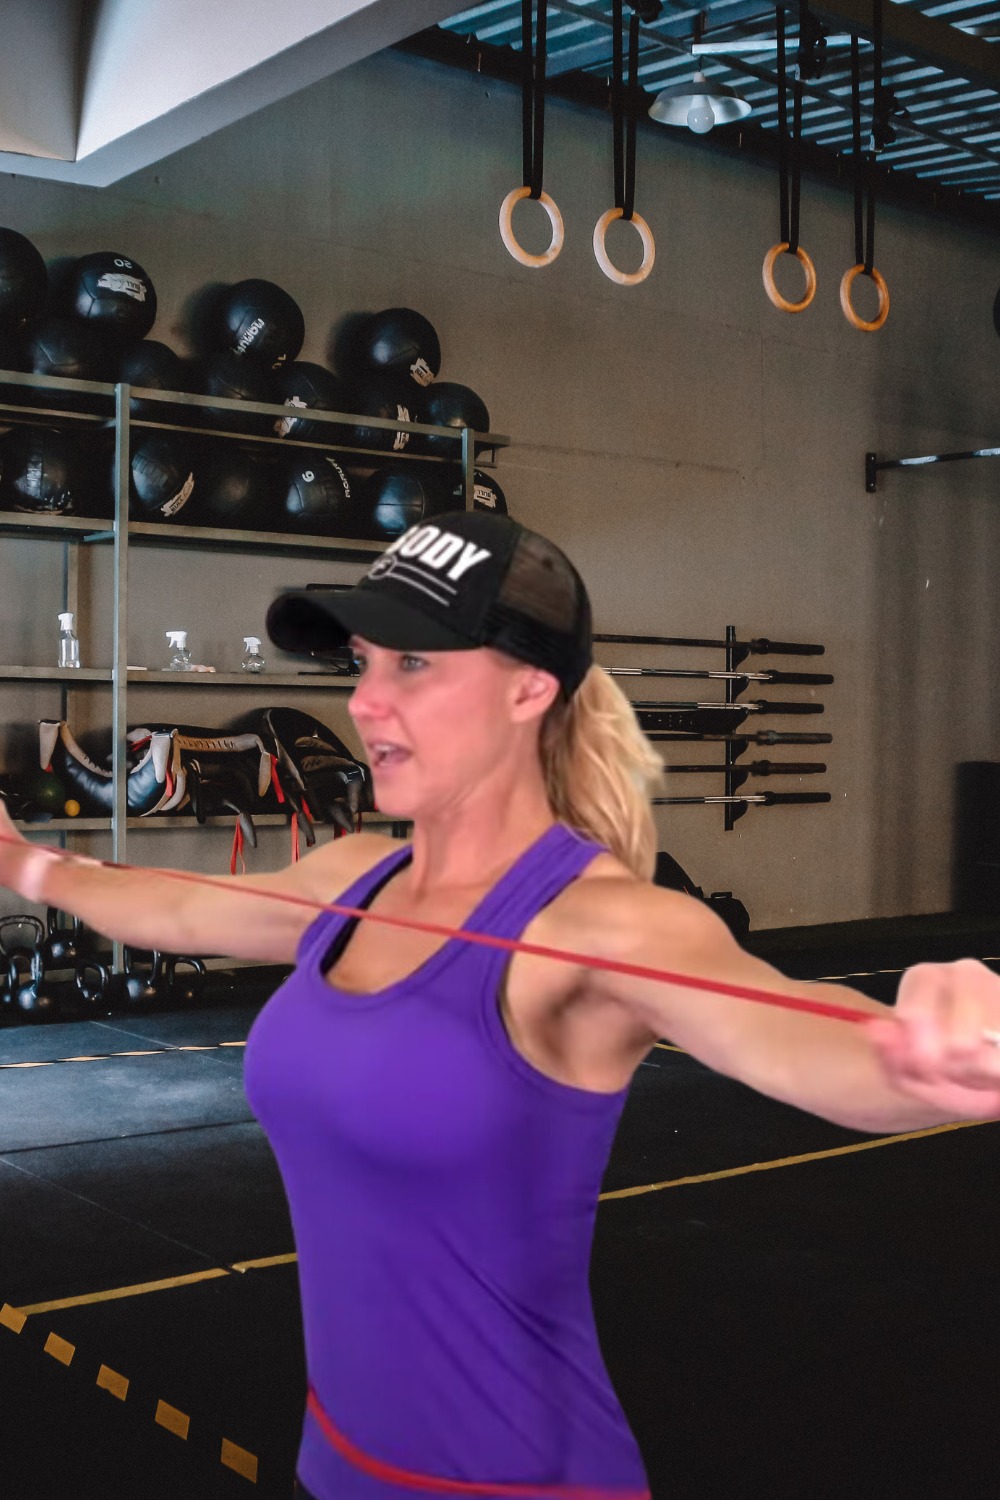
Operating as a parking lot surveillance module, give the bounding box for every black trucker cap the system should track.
[266,511,593,697]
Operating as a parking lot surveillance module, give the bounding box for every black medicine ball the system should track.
[198,351,277,435]
[60,253,156,341]
[361,308,441,388]
[22,316,107,383]
[450,469,508,516]
[118,340,187,420]
[194,443,269,529]
[2,427,83,514]
[415,382,490,458]
[129,435,197,521]
[0,228,47,334]
[280,453,354,534]
[211,279,304,369]
[361,466,443,539]
[349,382,414,454]
[272,361,348,441]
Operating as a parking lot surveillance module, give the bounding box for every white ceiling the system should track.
[0,0,464,186]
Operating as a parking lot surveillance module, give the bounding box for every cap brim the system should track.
[266,587,477,658]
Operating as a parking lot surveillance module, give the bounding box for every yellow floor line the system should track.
[44,1331,75,1366]
[221,1437,259,1482]
[155,1398,190,1440]
[230,1253,298,1273]
[16,1267,230,1316]
[96,1363,130,1401]
[598,1119,988,1201]
[0,1041,249,1071]
[12,1122,997,1312]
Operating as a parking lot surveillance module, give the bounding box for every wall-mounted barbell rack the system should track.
[594,628,832,830]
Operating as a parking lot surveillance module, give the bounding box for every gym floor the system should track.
[3,922,1000,1500]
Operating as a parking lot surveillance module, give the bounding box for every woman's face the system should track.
[347,635,558,819]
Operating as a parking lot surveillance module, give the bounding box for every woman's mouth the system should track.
[369,742,412,770]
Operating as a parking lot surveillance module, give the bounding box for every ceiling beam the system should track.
[795,0,1000,95]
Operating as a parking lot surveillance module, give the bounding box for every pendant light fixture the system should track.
[648,12,751,135]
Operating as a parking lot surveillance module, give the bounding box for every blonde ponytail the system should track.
[540,666,663,880]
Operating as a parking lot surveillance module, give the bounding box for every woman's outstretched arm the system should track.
[0,801,392,966]
[565,877,1000,1132]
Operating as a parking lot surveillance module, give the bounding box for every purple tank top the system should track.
[244,823,650,1499]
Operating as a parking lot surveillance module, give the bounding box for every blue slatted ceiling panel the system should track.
[441,0,1000,198]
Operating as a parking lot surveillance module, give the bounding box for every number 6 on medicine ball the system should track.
[279,453,355,535]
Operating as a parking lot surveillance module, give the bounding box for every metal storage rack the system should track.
[0,367,509,883]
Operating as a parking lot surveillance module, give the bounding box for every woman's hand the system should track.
[867,960,1000,1121]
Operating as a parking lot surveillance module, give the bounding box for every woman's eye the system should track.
[400,654,427,671]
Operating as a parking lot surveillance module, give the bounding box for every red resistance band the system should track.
[0,834,870,1030]
[230,822,246,877]
[306,1389,651,1500]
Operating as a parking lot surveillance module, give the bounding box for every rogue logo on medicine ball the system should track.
[232,317,266,357]
[210,280,305,370]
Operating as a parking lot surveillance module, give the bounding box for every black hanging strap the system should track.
[611,1,641,220]
[850,0,881,273]
[521,0,548,198]
[851,35,864,265]
[775,8,804,254]
[867,0,883,272]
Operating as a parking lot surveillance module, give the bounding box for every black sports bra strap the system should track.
[320,856,412,975]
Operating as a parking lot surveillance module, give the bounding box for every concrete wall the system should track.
[2,45,999,929]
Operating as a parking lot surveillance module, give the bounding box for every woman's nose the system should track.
[348,667,390,721]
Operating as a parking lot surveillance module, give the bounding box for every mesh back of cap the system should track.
[498,531,582,633]
[486,528,591,693]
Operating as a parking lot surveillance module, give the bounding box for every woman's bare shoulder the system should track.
[550,854,717,954]
[285,829,404,902]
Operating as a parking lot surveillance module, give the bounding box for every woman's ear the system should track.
[509,666,561,724]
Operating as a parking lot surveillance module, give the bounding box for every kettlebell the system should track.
[0,953,18,1021]
[10,948,60,1022]
[0,915,47,1024]
[165,956,207,1007]
[0,914,45,962]
[107,947,165,1012]
[43,908,85,970]
[75,959,111,1015]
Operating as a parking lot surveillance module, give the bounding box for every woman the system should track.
[3,510,1000,1500]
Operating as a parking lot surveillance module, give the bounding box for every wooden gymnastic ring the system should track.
[592,207,655,286]
[839,263,890,332]
[762,242,817,313]
[499,186,564,269]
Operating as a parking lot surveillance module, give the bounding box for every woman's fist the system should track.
[868,959,1000,1120]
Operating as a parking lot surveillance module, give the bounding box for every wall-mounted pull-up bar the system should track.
[865,447,1000,493]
